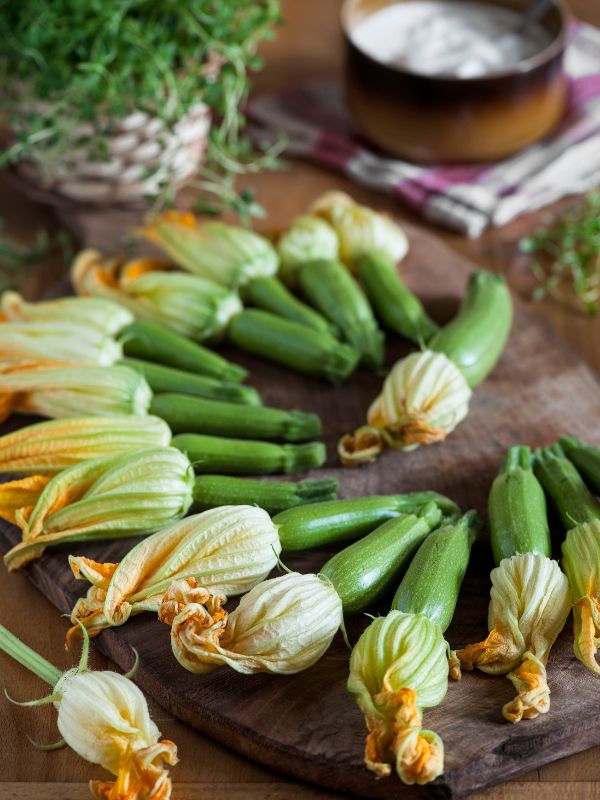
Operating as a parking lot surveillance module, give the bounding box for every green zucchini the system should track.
[298,259,385,369]
[488,445,551,565]
[274,491,459,551]
[357,253,439,344]
[191,475,339,515]
[243,275,335,335]
[121,319,247,383]
[151,393,321,442]
[172,433,325,475]
[320,502,442,613]
[534,444,600,530]
[119,358,261,406]
[428,271,513,388]
[391,511,479,632]
[228,309,360,384]
[560,435,600,494]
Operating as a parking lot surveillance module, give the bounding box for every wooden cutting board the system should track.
[1,223,600,799]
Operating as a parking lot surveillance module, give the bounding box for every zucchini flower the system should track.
[72,250,241,342]
[0,362,152,422]
[0,321,123,366]
[0,415,171,475]
[0,623,177,800]
[308,191,409,267]
[67,505,282,641]
[138,211,278,289]
[276,215,339,286]
[457,553,571,722]
[347,610,448,785]
[339,351,471,465]
[562,519,600,677]
[2,446,194,571]
[158,571,343,675]
[0,290,133,336]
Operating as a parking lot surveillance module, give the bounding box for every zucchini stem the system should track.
[0,625,62,687]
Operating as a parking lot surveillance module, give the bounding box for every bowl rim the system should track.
[341,0,569,83]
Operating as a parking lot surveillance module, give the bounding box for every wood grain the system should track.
[2,223,600,798]
[0,0,599,797]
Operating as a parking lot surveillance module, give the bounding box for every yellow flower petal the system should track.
[503,652,550,722]
[0,474,52,527]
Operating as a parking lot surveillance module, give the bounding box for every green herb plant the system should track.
[520,191,600,315]
[0,1,282,220]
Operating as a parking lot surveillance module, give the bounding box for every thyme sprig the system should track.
[520,191,600,315]
[0,1,281,219]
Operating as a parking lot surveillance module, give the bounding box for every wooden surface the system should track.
[1,0,600,798]
[2,222,600,798]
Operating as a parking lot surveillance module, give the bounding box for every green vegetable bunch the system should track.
[0,0,281,218]
[520,191,600,315]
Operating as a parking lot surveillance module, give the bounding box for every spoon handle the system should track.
[515,0,555,35]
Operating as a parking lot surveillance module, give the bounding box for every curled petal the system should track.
[0,474,51,527]
[158,578,225,627]
[562,521,600,677]
[89,738,178,800]
[70,557,118,589]
[572,596,600,678]
[361,687,443,785]
[503,652,550,723]
[338,426,386,466]
[386,419,447,448]
[162,581,229,675]
[447,650,462,682]
[457,628,519,674]
[394,726,444,786]
[67,589,111,648]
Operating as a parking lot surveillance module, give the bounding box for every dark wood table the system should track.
[1,1,600,797]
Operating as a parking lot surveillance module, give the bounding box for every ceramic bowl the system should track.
[342,0,568,162]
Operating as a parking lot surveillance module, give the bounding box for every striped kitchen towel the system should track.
[249,22,600,237]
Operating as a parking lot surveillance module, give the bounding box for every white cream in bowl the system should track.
[350,1,552,79]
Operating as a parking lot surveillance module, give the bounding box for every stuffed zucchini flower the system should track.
[0,290,133,335]
[0,623,177,800]
[562,519,600,677]
[0,321,123,366]
[339,350,471,464]
[1,447,194,571]
[139,211,278,288]
[0,362,152,423]
[68,506,281,642]
[347,610,448,785]
[72,249,241,341]
[159,571,343,675]
[458,553,571,722]
[276,214,339,286]
[0,415,171,475]
[309,190,409,267]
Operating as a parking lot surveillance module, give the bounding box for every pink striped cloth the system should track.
[249,22,600,237]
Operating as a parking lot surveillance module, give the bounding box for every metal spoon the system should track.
[514,0,556,35]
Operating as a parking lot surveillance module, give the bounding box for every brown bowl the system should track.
[342,0,568,162]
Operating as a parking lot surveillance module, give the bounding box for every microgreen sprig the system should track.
[520,191,600,315]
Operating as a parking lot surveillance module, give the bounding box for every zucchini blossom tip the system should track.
[457,553,570,722]
[562,520,600,677]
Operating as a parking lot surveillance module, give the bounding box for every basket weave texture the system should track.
[12,102,211,207]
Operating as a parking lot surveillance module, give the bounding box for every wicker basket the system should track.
[9,102,211,208]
